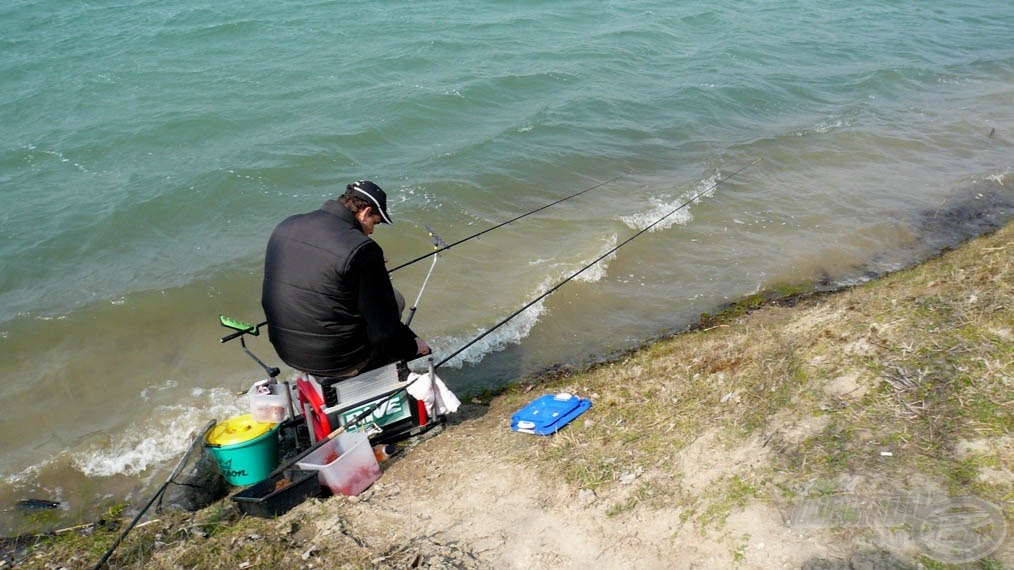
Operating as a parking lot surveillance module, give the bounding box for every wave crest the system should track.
[72,387,243,478]
[620,172,721,232]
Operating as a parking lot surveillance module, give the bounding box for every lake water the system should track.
[1,0,1011,533]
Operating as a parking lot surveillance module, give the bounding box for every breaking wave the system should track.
[573,233,618,283]
[434,231,621,368]
[432,297,545,369]
[72,386,244,478]
[432,170,730,370]
[620,172,722,232]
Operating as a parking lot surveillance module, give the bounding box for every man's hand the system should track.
[415,337,431,356]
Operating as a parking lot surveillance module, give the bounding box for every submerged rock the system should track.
[14,499,61,512]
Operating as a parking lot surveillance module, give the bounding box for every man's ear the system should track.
[355,206,374,221]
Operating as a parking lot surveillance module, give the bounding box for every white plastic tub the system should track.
[295,430,380,496]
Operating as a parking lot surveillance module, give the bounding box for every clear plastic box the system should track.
[295,430,380,496]
[248,381,288,423]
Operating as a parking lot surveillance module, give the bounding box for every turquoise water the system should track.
[1,0,1011,533]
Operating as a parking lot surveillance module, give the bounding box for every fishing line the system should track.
[298,162,757,437]
[434,159,759,370]
[387,174,625,274]
[234,163,754,458]
[97,161,754,566]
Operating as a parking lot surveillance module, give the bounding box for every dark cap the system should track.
[346,180,392,224]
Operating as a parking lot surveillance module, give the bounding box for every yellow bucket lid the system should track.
[205,414,277,447]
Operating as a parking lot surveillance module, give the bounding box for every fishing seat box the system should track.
[297,363,442,446]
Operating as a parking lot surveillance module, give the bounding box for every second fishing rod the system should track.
[218,175,619,344]
[267,160,758,480]
[334,160,760,434]
[387,174,625,274]
[433,159,759,369]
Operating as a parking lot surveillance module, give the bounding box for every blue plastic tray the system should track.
[511,393,592,435]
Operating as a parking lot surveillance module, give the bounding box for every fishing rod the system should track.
[387,174,625,274]
[435,159,760,369]
[273,160,759,454]
[246,162,754,478]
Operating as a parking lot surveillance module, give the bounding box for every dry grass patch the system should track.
[491,223,1013,539]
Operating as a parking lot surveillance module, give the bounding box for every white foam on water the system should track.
[572,233,618,283]
[139,378,179,401]
[984,170,1008,185]
[71,386,244,478]
[620,197,691,231]
[434,298,546,369]
[794,116,852,136]
[619,172,721,232]
[429,172,732,369]
[2,461,42,486]
[434,231,621,368]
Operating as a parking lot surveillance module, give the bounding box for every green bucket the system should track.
[204,414,280,486]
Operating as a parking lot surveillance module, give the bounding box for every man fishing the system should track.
[261,180,431,382]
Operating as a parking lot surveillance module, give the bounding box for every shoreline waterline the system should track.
[2,200,1011,537]
[3,220,1009,567]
